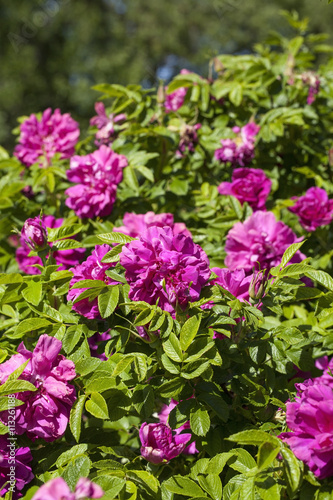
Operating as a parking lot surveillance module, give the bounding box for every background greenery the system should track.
[1,0,333,149]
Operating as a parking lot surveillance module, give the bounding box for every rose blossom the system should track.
[90,102,126,146]
[0,335,76,441]
[225,211,305,273]
[211,267,252,302]
[280,356,333,479]
[215,122,260,167]
[218,168,272,211]
[16,215,85,275]
[31,477,104,500]
[0,436,34,499]
[139,422,191,464]
[67,244,119,319]
[21,216,48,251]
[158,400,198,455]
[14,108,79,167]
[114,211,191,238]
[65,145,128,219]
[164,69,192,112]
[120,226,210,313]
[288,186,333,232]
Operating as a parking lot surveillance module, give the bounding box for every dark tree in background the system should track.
[1,0,333,149]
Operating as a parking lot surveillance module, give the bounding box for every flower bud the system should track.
[21,216,48,252]
[248,269,266,302]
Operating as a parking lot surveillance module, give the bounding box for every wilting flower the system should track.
[139,422,191,464]
[176,123,201,158]
[31,477,104,500]
[21,216,48,252]
[288,186,333,232]
[67,244,118,319]
[14,108,79,167]
[0,335,76,442]
[0,436,34,499]
[16,215,85,275]
[120,226,210,313]
[280,356,333,479]
[90,102,126,146]
[215,122,260,167]
[218,168,272,211]
[225,211,305,273]
[158,400,198,455]
[65,145,128,219]
[114,211,191,238]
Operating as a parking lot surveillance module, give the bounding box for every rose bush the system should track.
[2,15,333,499]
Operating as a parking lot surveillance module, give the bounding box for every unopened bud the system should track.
[21,216,48,251]
[248,269,266,302]
[157,83,165,104]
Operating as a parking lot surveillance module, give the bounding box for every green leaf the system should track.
[198,475,222,500]
[180,314,201,351]
[86,392,109,419]
[198,393,229,422]
[305,269,333,292]
[127,471,159,494]
[0,380,37,396]
[47,224,82,242]
[61,456,91,491]
[70,279,106,289]
[70,394,87,442]
[229,83,243,106]
[52,239,83,250]
[85,377,117,394]
[133,354,147,381]
[280,241,305,268]
[164,476,205,497]
[133,165,154,182]
[98,285,119,318]
[134,307,155,326]
[56,444,88,467]
[62,325,84,354]
[163,333,183,362]
[159,378,185,398]
[14,318,51,337]
[92,476,125,497]
[100,244,124,263]
[228,429,281,447]
[97,232,135,244]
[0,273,23,285]
[190,408,210,436]
[111,355,134,376]
[181,360,210,379]
[257,442,280,471]
[280,444,301,495]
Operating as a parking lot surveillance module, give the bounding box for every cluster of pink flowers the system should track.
[0,335,76,442]
[0,436,34,499]
[67,244,118,319]
[16,215,85,275]
[114,211,191,238]
[14,108,80,167]
[65,145,128,219]
[139,422,192,464]
[288,186,333,232]
[215,122,260,167]
[176,123,201,158]
[218,167,272,211]
[32,477,103,500]
[120,226,210,313]
[280,356,333,479]
[90,102,126,146]
[225,211,305,273]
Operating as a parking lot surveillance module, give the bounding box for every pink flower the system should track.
[16,215,85,275]
[225,211,305,273]
[14,108,79,167]
[165,87,187,112]
[120,226,210,313]
[65,145,128,219]
[31,477,104,500]
[139,422,191,464]
[280,358,333,479]
[67,244,118,319]
[114,211,191,238]
[176,123,201,158]
[158,400,198,455]
[88,331,112,360]
[211,267,252,301]
[0,436,34,499]
[90,102,126,146]
[0,335,76,442]
[21,216,48,251]
[301,72,320,105]
[215,122,260,167]
[218,168,272,211]
[288,187,333,232]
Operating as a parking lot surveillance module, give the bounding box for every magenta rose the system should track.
[65,145,128,219]
[139,422,191,464]
[158,400,198,455]
[31,477,104,500]
[288,186,333,231]
[215,122,260,167]
[0,335,76,442]
[218,167,272,210]
[20,216,48,251]
[114,211,191,238]
[14,108,79,167]
[225,211,305,273]
[0,436,34,499]
[120,226,210,313]
[90,102,126,146]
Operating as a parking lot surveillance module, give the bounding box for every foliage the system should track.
[2,16,333,500]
